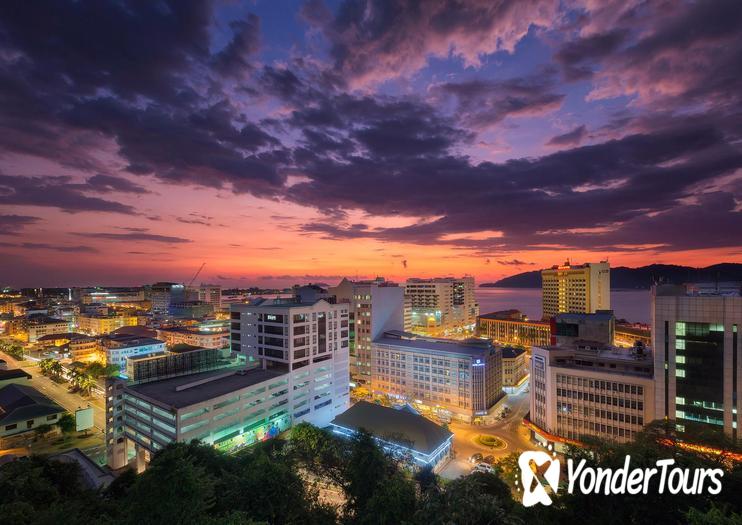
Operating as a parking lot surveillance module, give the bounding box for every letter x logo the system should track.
[518,451,561,507]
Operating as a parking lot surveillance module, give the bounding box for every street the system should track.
[0,351,106,460]
[440,386,532,479]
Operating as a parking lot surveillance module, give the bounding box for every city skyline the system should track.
[1,0,741,288]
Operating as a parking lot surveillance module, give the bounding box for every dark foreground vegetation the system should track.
[1,422,741,525]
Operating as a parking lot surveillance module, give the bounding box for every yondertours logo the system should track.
[516,446,724,507]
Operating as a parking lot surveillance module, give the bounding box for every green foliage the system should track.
[1,424,742,525]
[1,340,24,360]
[56,413,76,434]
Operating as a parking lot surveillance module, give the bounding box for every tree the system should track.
[414,464,439,493]
[72,374,97,396]
[56,413,76,435]
[38,358,55,375]
[2,342,24,360]
[49,360,64,380]
[33,424,53,441]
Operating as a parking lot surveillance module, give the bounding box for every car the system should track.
[483,455,495,464]
[472,463,495,474]
[469,453,483,464]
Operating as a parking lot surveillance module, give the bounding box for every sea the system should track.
[475,287,651,324]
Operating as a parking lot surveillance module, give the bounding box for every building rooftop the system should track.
[0,383,65,426]
[105,335,164,349]
[37,332,93,342]
[502,347,526,359]
[331,401,453,455]
[375,331,492,358]
[112,325,158,338]
[169,343,206,354]
[0,369,32,381]
[127,367,285,409]
[555,310,615,322]
[655,282,741,297]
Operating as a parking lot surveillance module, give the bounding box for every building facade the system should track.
[157,326,229,350]
[477,310,551,347]
[541,261,611,319]
[77,314,140,336]
[197,284,222,309]
[328,278,405,387]
[402,277,479,330]
[652,284,741,442]
[502,347,528,388]
[552,311,615,347]
[371,331,503,422]
[26,316,72,343]
[230,298,350,428]
[101,335,166,370]
[529,342,654,447]
[106,367,292,470]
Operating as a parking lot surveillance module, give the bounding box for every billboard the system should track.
[75,406,94,432]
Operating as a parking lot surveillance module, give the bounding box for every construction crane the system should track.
[188,262,206,288]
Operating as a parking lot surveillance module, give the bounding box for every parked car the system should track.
[472,462,495,474]
[469,453,483,464]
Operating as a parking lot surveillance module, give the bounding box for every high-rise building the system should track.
[328,278,405,386]
[451,276,479,326]
[106,295,352,471]
[371,331,503,422]
[541,261,610,319]
[528,341,654,448]
[197,284,222,310]
[146,282,186,315]
[652,283,742,442]
[402,276,479,330]
[230,297,350,427]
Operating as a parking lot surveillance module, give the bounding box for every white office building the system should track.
[329,278,405,386]
[402,276,479,330]
[230,298,350,428]
[529,341,655,448]
[101,335,166,370]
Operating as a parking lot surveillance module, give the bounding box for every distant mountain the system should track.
[480,263,742,289]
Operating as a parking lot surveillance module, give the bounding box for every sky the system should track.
[0,0,740,288]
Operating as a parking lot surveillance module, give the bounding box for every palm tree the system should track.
[38,358,55,375]
[49,360,64,380]
[75,374,97,397]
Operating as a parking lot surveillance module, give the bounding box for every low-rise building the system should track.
[0,384,66,439]
[100,334,165,370]
[528,341,654,449]
[0,369,32,388]
[168,301,213,319]
[157,326,229,349]
[331,401,454,472]
[106,366,292,470]
[371,331,504,422]
[476,310,551,347]
[78,314,140,336]
[26,315,72,343]
[502,347,528,389]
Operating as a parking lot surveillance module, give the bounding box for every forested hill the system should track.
[480,263,742,289]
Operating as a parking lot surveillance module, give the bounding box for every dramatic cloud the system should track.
[310,0,558,85]
[0,175,136,214]
[75,232,192,244]
[433,72,565,128]
[0,214,40,236]
[547,125,587,146]
[0,242,98,253]
[0,0,740,287]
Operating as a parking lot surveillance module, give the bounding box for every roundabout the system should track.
[475,433,507,451]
